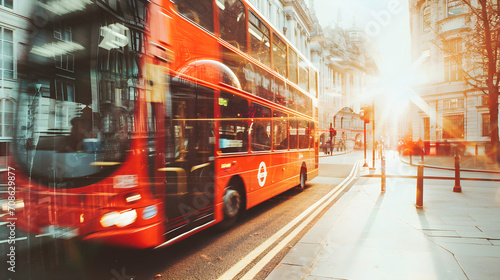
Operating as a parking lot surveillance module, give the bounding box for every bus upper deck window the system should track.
[299,58,309,92]
[272,34,287,77]
[174,0,214,32]
[249,12,270,67]
[218,0,246,52]
[288,50,298,84]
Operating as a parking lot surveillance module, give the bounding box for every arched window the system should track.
[0,99,14,138]
[447,0,463,17]
[422,5,431,33]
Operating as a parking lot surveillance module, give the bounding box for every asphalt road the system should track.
[0,152,363,280]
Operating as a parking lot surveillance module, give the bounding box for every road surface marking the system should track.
[0,237,27,244]
[218,160,362,280]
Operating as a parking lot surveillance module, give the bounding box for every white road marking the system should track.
[0,237,27,244]
[218,160,362,280]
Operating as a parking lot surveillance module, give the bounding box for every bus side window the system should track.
[299,57,309,92]
[309,121,315,149]
[289,116,298,149]
[288,49,298,84]
[217,0,247,52]
[250,103,271,151]
[249,11,271,67]
[273,110,288,150]
[173,0,214,32]
[272,34,287,77]
[219,91,249,153]
[298,119,309,149]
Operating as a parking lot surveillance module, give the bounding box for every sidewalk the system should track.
[266,156,500,280]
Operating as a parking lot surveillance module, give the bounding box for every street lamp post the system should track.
[363,120,368,167]
[372,101,376,169]
[361,106,371,167]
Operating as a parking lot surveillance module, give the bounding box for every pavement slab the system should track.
[266,157,500,280]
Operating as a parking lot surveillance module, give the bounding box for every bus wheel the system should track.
[217,186,243,230]
[298,168,307,190]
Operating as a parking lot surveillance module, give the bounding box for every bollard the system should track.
[416,161,424,208]
[410,151,413,165]
[381,156,386,192]
[453,155,462,193]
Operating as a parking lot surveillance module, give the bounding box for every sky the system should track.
[313,0,413,84]
[313,0,417,121]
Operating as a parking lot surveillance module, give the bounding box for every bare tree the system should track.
[441,0,499,161]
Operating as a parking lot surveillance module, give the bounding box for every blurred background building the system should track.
[0,0,33,167]
[1,0,379,161]
[249,0,378,151]
[408,0,500,155]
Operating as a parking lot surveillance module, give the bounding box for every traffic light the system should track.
[360,105,371,123]
[329,128,337,139]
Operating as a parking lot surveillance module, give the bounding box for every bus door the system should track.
[161,77,215,238]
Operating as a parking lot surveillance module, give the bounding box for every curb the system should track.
[319,149,355,158]
[399,157,500,174]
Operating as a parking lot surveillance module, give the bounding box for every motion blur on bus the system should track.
[0,0,319,248]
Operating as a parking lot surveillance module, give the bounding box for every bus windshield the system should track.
[13,1,146,187]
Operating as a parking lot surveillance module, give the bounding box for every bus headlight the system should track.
[1,199,25,213]
[142,205,158,220]
[100,211,120,227]
[100,209,137,228]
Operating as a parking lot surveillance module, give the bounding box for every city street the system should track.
[2,151,500,279]
[0,152,363,280]
[2,0,500,279]
[268,151,500,280]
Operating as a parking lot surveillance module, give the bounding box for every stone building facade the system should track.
[408,0,500,154]
[0,0,32,163]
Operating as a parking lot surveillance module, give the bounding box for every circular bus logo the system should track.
[257,162,267,187]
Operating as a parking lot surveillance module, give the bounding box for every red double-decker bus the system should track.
[1,0,318,248]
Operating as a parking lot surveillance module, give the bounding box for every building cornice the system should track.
[283,0,314,30]
[0,8,31,30]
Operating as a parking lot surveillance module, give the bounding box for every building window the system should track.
[443,98,464,110]
[130,30,144,52]
[54,23,74,72]
[54,22,72,41]
[422,6,431,33]
[0,99,14,138]
[0,0,13,9]
[55,54,75,72]
[423,117,430,140]
[0,27,14,80]
[443,114,464,139]
[445,38,462,54]
[55,80,75,101]
[479,95,489,106]
[482,113,491,137]
[447,0,463,17]
[444,58,462,81]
